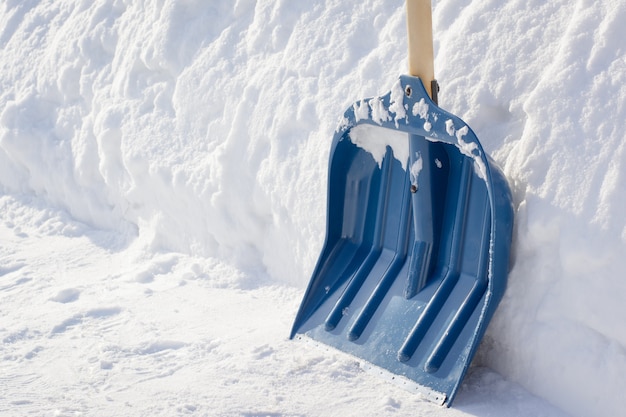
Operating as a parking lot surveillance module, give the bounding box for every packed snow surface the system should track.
[1,0,625,416]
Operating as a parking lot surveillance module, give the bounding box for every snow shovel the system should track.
[290,0,514,407]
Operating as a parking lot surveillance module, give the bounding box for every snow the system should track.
[349,124,409,169]
[409,152,423,190]
[0,0,625,416]
[388,79,407,127]
[412,98,432,131]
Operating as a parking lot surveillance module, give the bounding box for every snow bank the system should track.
[0,0,407,287]
[1,0,625,416]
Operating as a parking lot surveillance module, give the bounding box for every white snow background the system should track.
[1,0,625,416]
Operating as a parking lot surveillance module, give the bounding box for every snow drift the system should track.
[0,0,625,416]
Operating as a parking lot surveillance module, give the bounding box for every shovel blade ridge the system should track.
[290,76,514,407]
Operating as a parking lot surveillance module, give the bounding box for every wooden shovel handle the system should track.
[406,0,435,99]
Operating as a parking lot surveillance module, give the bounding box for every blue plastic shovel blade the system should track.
[290,76,514,407]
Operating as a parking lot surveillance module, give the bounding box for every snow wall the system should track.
[1,1,625,416]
